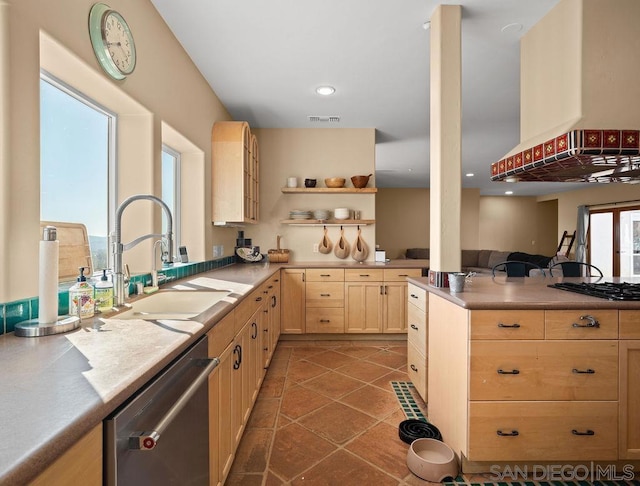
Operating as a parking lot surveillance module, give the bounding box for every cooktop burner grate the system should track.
[548,281,640,300]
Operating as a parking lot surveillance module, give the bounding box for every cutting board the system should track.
[40,221,93,281]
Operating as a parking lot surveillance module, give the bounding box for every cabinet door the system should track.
[620,340,640,459]
[345,281,383,333]
[383,282,407,333]
[270,274,281,355]
[214,343,234,484]
[281,269,305,334]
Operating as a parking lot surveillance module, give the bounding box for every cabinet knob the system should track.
[497,323,520,328]
[496,430,519,437]
[572,315,599,328]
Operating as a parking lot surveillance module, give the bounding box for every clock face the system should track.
[89,3,136,80]
[103,11,135,75]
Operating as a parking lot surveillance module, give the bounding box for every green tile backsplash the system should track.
[0,256,235,335]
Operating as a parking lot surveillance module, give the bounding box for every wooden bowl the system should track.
[351,174,372,188]
[324,177,346,188]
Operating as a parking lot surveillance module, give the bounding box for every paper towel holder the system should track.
[15,315,81,337]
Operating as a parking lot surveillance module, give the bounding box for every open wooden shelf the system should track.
[281,187,377,194]
[280,219,375,226]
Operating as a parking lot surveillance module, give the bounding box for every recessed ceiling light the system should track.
[501,22,523,34]
[316,86,335,96]
[505,190,514,195]
[465,173,474,177]
[422,21,431,30]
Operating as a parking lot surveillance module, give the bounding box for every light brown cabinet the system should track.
[406,282,427,401]
[29,424,102,486]
[428,294,634,470]
[281,268,305,334]
[306,269,345,333]
[211,121,259,225]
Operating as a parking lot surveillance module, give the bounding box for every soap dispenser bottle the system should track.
[69,266,95,318]
[94,269,114,313]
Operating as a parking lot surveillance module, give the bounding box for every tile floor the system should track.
[225,339,438,485]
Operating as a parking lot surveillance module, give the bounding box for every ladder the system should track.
[556,230,576,257]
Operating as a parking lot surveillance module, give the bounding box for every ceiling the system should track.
[150,0,594,196]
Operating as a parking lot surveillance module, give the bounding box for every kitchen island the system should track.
[409,275,640,477]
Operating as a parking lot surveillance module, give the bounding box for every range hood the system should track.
[491,0,640,183]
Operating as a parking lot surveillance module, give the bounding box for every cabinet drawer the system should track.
[407,283,427,312]
[545,309,618,339]
[383,268,422,282]
[208,311,236,357]
[468,401,618,461]
[345,269,384,282]
[407,341,427,401]
[470,341,618,400]
[305,268,345,282]
[305,282,344,307]
[234,288,263,332]
[619,310,640,339]
[470,310,544,340]
[407,303,427,352]
[305,308,345,333]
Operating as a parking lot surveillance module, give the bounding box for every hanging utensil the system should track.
[318,226,333,254]
[351,227,369,262]
[334,227,350,259]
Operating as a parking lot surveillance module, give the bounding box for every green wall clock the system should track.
[89,3,136,80]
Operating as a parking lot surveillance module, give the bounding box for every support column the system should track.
[429,5,462,287]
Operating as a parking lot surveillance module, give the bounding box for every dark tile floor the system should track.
[225,339,438,485]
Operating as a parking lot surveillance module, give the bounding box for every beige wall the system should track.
[540,183,640,243]
[252,128,376,262]
[377,188,558,257]
[1,0,236,301]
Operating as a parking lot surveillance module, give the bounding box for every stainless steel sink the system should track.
[110,290,231,320]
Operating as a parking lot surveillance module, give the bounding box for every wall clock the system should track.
[89,3,136,80]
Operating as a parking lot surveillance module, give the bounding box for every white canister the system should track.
[287,177,298,188]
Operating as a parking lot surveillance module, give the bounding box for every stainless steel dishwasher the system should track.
[105,336,219,485]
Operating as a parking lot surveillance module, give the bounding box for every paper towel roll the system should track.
[38,238,59,324]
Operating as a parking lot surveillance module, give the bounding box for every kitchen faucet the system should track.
[112,194,174,306]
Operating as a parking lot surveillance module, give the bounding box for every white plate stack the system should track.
[289,209,312,220]
[313,209,330,220]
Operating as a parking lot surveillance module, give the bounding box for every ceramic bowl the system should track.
[324,177,346,188]
[406,438,458,482]
[304,178,317,187]
[334,208,350,220]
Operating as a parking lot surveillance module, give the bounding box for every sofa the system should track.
[404,248,554,275]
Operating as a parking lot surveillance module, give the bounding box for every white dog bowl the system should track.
[406,438,459,482]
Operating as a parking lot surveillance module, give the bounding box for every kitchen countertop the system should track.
[409,274,640,310]
[0,259,424,485]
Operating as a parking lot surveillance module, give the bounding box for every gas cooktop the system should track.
[548,281,640,301]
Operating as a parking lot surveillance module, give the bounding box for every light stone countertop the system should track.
[409,274,640,310]
[0,259,426,485]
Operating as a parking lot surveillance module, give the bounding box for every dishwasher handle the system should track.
[129,356,220,451]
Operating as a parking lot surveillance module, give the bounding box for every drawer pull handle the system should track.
[572,368,595,374]
[255,296,263,302]
[398,274,409,277]
[498,323,520,328]
[410,324,419,330]
[320,274,331,277]
[497,430,519,437]
[360,274,370,277]
[320,293,331,297]
[320,319,331,323]
[572,429,595,436]
[497,369,520,375]
[410,294,419,299]
[410,364,418,372]
[572,315,599,328]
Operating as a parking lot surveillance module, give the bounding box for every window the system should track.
[40,73,115,275]
[162,145,181,248]
[590,205,640,277]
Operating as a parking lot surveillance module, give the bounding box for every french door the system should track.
[590,206,640,277]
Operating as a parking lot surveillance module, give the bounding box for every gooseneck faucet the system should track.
[113,194,174,306]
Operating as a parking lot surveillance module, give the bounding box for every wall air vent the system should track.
[308,115,340,123]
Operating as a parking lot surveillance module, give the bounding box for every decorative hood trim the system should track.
[491,129,640,183]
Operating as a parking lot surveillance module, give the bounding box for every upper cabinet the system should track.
[212,121,259,225]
